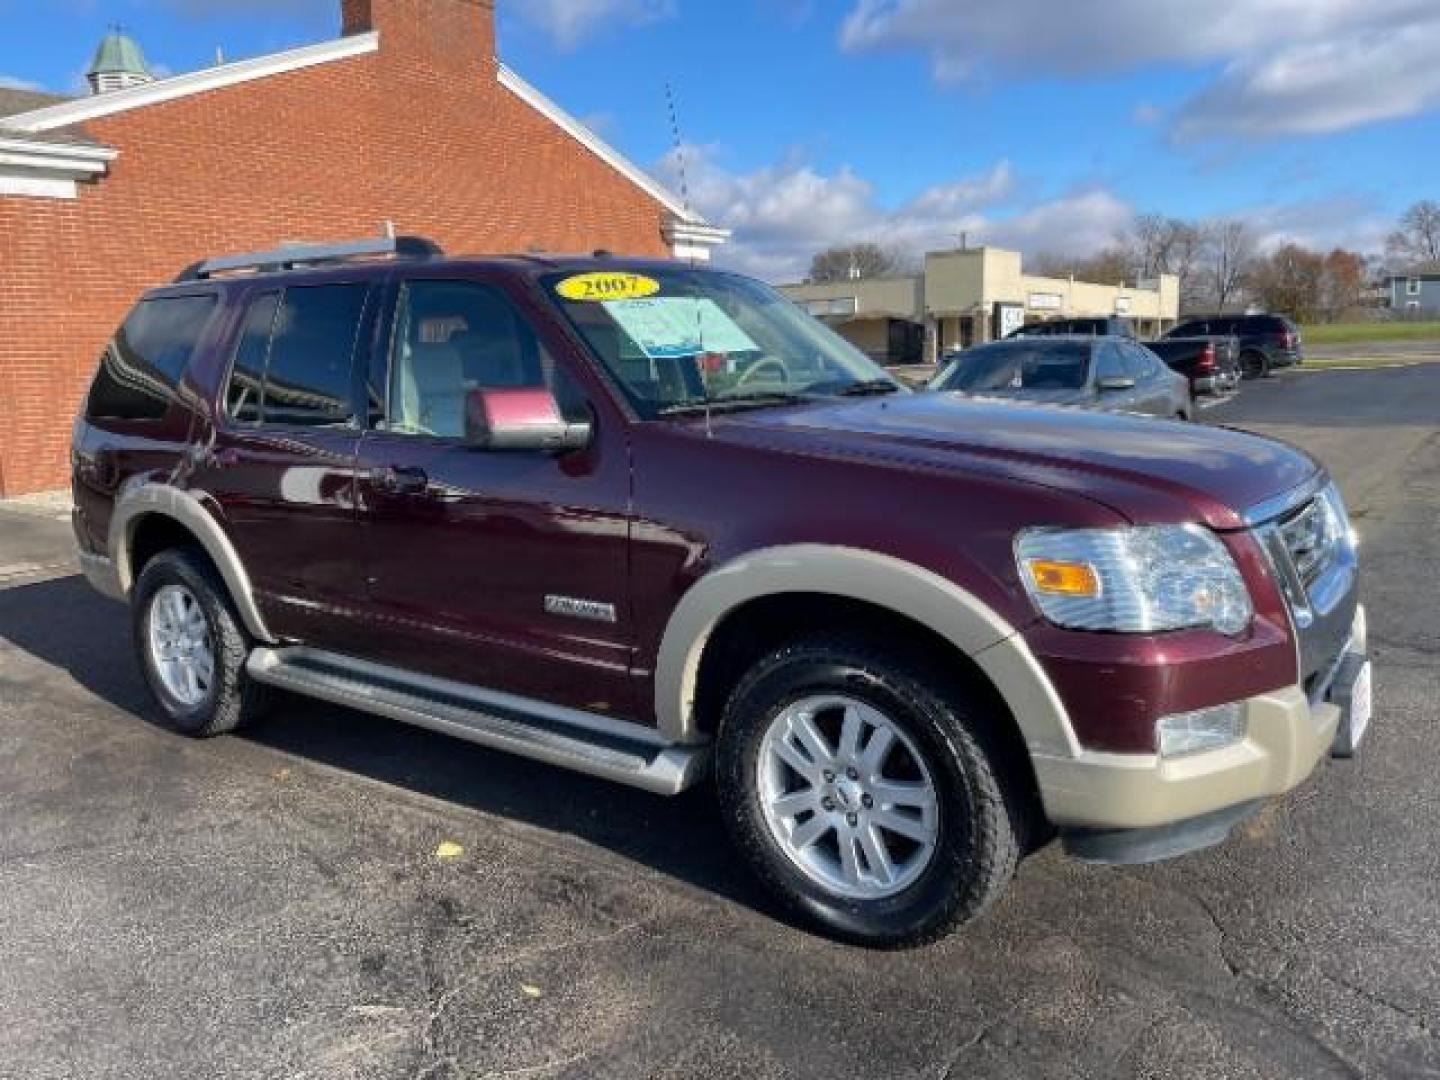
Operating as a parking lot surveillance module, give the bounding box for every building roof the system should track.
[1394,260,1440,278]
[0,87,71,119]
[0,88,101,149]
[88,30,152,77]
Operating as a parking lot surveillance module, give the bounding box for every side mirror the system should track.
[1097,376,1136,392]
[465,388,592,453]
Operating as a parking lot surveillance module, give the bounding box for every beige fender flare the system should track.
[109,484,277,643]
[652,544,1080,759]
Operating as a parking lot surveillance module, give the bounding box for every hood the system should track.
[700,392,1319,530]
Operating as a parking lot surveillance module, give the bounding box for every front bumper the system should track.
[1034,604,1367,837]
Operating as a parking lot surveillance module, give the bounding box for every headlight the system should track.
[1016,524,1253,635]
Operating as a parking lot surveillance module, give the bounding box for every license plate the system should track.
[1349,660,1373,747]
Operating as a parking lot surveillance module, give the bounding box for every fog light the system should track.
[1158,703,1246,757]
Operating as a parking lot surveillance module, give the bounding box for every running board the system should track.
[245,647,709,795]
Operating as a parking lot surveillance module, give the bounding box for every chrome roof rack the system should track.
[175,235,443,282]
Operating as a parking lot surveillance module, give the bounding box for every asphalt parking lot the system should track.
[1,364,1437,1079]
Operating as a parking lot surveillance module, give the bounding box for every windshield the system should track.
[543,267,899,419]
[935,342,1090,392]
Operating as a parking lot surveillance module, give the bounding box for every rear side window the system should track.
[223,284,368,428]
[86,294,218,422]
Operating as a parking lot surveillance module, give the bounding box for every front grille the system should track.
[1251,481,1359,683]
[1276,496,1339,589]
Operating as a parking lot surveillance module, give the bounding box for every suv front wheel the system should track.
[716,635,1024,948]
[132,548,268,737]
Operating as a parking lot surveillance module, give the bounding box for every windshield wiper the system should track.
[834,378,903,397]
[658,391,808,417]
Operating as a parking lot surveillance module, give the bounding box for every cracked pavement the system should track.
[0,364,1437,1078]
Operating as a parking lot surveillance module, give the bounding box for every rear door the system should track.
[199,279,376,650]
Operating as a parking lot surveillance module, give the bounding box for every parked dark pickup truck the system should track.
[73,237,1371,948]
[1146,335,1241,397]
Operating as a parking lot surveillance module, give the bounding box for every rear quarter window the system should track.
[86,294,218,422]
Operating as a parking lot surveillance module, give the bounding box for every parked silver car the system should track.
[930,336,1193,420]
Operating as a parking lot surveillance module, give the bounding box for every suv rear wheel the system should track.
[1241,349,1270,380]
[715,635,1023,948]
[132,548,268,737]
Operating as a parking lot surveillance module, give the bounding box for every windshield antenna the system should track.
[667,81,712,436]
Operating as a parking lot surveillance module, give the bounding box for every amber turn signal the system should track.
[1026,559,1100,597]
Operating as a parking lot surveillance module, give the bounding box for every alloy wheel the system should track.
[756,694,940,900]
[146,584,216,708]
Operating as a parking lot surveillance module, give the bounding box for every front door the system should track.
[1093,340,1141,412]
[353,274,637,717]
[1120,341,1174,416]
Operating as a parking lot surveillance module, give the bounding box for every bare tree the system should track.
[1028,248,1131,283]
[808,243,901,283]
[1122,214,1206,302]
[1126,213,1173,280]
[1386,200,1440,265]
[1205,219,1255,314]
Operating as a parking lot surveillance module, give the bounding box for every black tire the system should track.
[1240,350,1270,380]
[715,634,1025,949]
[132,548,268,737]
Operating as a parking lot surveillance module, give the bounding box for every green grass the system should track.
[1299,355,1436,369]
[1300,321,1440,345]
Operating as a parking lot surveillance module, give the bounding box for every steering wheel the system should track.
[735,356,791,388]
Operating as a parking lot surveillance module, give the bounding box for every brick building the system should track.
[0,0,727,496]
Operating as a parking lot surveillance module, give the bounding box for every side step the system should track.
[246,647,709,795]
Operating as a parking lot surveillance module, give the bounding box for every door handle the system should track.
[374,465,429,495]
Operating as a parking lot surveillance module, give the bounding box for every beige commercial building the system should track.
[782,246,1180,366]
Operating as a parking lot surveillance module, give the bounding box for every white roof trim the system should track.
[0,137,116,177]
[664,218,731,245]
[497,64,713,229]
[3,32,379,133]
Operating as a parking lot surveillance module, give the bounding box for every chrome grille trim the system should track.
[1241,473,1327,528]
[1277,498,1336,588]
[1251,480,1358,643]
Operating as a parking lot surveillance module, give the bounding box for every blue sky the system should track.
[3,0,1437,280]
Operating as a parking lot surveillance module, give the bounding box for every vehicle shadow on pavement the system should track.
[0,573,779,920]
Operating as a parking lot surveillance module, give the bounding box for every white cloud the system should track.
[1175,18,1440,139]
[1242,193,1393,255]
[0,75,44,92]
[840,0,1440,139]
[656,146,1133,281]
[512,0,675,49]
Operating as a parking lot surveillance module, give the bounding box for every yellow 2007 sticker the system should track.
[556,272,661,302]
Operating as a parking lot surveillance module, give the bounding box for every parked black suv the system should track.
[1165,315,1303,379]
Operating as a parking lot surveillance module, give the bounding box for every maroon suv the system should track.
[72,237,1371,947]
